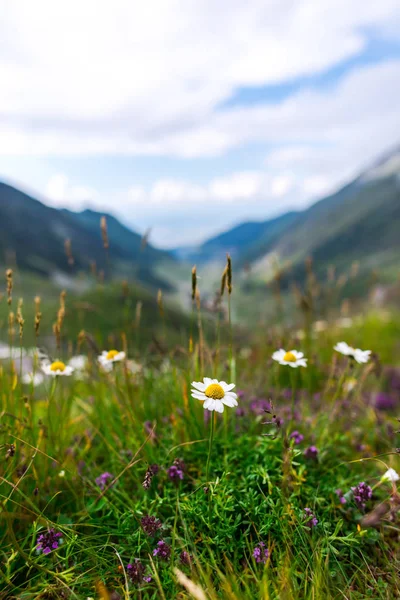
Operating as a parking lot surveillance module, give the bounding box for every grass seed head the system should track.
[191,265,197,300]
[6,268,13,305]
[100,216,109,249]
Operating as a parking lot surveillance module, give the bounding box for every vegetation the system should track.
[1,259,400,599]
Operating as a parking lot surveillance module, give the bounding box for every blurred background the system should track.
[0,0,399,341]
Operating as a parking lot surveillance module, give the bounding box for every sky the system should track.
[0,0,400,248]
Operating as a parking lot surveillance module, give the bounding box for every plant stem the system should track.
[205,412,215,483]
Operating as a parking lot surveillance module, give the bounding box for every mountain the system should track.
[0,181,174,290]
[172,211,299,264]
[182,146,400,285]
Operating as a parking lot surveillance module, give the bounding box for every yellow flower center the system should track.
[283,351,296,362]
[106,349,119,360]
[205,383,225,399]
[50,360,66,372]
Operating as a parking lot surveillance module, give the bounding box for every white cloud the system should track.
[0,0,399,157]
[45,174,98,209]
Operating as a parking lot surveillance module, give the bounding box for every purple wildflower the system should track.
[304,446,318,460]
[351,482,372,511]
[36,529,63,555]
[250,398,272,415]
[303,508,318,528]
[253,541,269,564]
[95,472,114,491]
[235,407,246,417]
[126,559,152,584]
[374,392,397,411]
[335,489,347,504]
[153,540,171,561]
[290,431,304,445]
[167,458,185,483]
[140,515,162,537]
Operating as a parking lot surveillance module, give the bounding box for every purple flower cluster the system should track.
[303,508,318,528]
[253,541,269,564]
[126,559,152,584]
[249,398,272,416]
[335,489,347,504]
[140,515,162,537]
[36,529,63,555]
[304,445,318,460]
[351,482,372,510]
[290,431,304,445]
[153,540,171,561]
[95,471,114,490]
[167,458,185,482]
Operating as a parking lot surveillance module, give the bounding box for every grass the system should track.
[1,268,400,599]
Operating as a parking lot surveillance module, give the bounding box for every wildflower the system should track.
[272,349,307,368]
[249,398,272,415]
[381,468,400,483]
[304,445,318,459]
[334,342,371,364]
[126,559,152,584]
[335,489,347,504]
[351,482,372,510]
[95,472,114,490]
[98,349,126,368]
[290,431,304,444]
[140,515,162,537]
[191,377,238,413]
[253,541,269,564]
[374,392,397,411]
[68,355,87,370]
[58,470,65,477]
[42,360,74,377]
[21,372,44,386]
[303,508,318,528]
[180,550,192,566]
[153,540,171,561]
[167,459,185,482]
[36,529,63,554]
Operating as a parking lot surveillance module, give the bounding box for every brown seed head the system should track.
[6,269,13,305]
[100,216,109,249]
[226,254,232,294]
[191,266,197,300]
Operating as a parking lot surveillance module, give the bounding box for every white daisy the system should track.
[191,377,238,413]
[42,360,74,377]
[381,468,400,483]
[22,372,44,386]
[98,349,126,368]
[68,355,87,370]
[334,342,371,364]
[272,349,307,368]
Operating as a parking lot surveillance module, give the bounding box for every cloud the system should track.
[0,0,399,157]
[45,174,98,209]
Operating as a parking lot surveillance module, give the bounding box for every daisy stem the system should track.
[206,412,215,483]
[290,369,297,422]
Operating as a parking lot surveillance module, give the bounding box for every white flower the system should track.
[21,372,44,386]
[42,360,74,377]
[68,355,87,370]
[126,359,143,375]
[381,468,400,483]
[272,349,307,368]
[334,342,371,364]
[98,349,126,368]
[191,377,238,413]
[58,470,66,478]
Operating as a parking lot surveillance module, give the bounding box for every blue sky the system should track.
[0,1,399,247]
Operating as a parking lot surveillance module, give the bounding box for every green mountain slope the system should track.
[0,182,173,290]
[173,211,299,264]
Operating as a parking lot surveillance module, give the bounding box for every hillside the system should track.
[173,211,299,264]
[0,182,173,290]
[182,147,400,286]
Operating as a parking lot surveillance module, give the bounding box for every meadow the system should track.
[1,262,400,600]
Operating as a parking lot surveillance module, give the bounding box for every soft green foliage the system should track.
[0,284,400,599]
